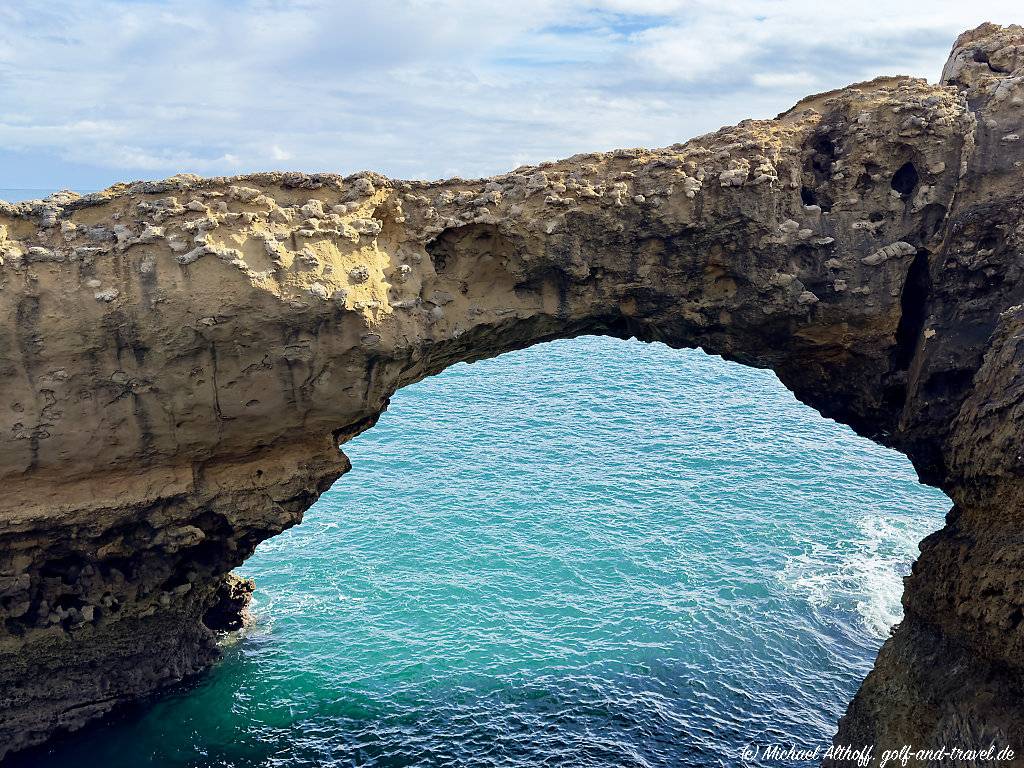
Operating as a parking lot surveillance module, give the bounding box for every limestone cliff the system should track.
[1,23,1023,764]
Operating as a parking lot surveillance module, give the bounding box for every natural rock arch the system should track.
[1,23,1023,763]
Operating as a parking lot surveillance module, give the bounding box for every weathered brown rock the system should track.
[0,23,1023,764]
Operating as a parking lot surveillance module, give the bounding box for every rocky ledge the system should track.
[1,23,1023,765]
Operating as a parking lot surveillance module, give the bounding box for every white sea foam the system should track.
[781,515,936,638]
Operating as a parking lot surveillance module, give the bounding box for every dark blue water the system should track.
[21,336,949,767]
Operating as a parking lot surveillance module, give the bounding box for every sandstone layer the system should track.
[1,23,1023,764]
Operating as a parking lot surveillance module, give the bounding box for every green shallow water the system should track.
[17,337,949,767]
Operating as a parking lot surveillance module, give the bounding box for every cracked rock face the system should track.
[1,23,1023,763]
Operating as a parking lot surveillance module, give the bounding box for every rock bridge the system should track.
[1,23,1023,764]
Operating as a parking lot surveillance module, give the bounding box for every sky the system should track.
[0,1,1019,190]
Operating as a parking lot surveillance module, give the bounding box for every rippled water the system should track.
[21,337,949,767]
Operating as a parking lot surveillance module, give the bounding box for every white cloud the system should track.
[0,0,1018,188]
[631,25,760,81]
[270,145,293,162]
[752,71,819,90]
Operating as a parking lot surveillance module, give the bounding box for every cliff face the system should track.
[0,23,1022,763]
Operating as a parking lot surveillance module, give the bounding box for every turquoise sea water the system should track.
[18,336,950,767]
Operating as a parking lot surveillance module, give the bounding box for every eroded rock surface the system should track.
[1,23,1023,764]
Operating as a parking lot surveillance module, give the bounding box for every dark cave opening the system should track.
[894,249,932,371]
[891,162,920,196]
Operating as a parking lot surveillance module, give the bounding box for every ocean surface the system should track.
[16,333,950,767]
